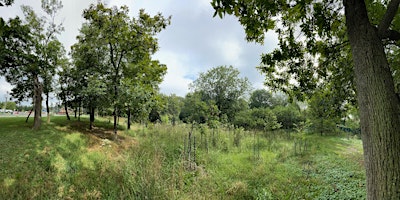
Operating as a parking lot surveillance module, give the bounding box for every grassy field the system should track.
[0,116,366,199]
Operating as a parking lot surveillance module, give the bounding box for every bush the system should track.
[233,108,281,131]
[272,104,305,129]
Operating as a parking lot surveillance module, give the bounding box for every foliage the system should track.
[249,89,274,108]
[0,101,16,110]
[307,89,342,135]
[0,0,13,6]
[70,2,169,132]
[272,104,304,129]
[234,108,281,131]
[211,1,400,197]
[211,0,353,102]
[179,92,219,124]
[160,94,184,125]
[1,0,64,128]
[190,65,251,121]
[249,89,290,109]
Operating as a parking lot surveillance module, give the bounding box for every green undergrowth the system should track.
[0,116,366,199]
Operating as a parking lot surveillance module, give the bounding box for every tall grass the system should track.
[0,117,366,199]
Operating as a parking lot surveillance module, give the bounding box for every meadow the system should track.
[0,116,366,199]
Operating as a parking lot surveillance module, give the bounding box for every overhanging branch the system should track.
[381,29,400,41]
[378,0,400,37]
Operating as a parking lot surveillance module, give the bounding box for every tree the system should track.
[40,0,64,123]
[81,3,170,137]
[71,21,111,129]
[234,108,281,131]
[1,101,16,111]
[179,92,219,124]
[249,89,273,108]
[212,0,400,198]
[307,89,342,135]
[272,104,304,130]
[190,65,251,121]
[162,94,184,125]
[1,0,64,129]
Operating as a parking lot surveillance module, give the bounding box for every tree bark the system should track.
[32,74,42,130]
[64,101,70,120]
[113,107,118,138]
[345,0,400,199]
[127,107,131,130]
[89,106,95,130]
[61,86,70,120]
[46,92,50,123]
[26,108,33,123]
[78,101,81,121]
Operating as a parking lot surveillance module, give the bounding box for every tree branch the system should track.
[381,29,400,41]
[378,0,400,36]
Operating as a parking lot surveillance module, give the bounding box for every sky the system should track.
[0,0,278,104]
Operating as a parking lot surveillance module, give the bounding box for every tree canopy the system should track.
[190,65,251,121]
[69,3,169,133]
[1,0,64,129]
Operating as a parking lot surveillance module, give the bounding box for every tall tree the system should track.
[1,1,64,129]
[190,65,251,121]
[212,0,400,198]
[1,16,44,129]
[80,3,169,136]
[71,21,110,129]
[40,0,64,123]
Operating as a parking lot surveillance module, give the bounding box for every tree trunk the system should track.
[64,101,70,120]
[113,83,118,139]
[61,86,70,120]
[89,106,95,130]
[46,92,50,123]
[32,74,42,130]
[345,0,400,199]
[113,107,118,138]
[78,101,81,121]
[26,108,33,123]
[127,107,131,130]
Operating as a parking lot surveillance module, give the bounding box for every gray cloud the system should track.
[0,0,278,100]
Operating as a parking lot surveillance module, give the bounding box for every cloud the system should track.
[0,0,279,101]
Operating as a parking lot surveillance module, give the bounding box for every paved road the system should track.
[0,112,65,117]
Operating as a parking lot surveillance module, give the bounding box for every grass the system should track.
[0,116,366,199]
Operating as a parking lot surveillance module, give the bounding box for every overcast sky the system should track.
[0,0,278,103]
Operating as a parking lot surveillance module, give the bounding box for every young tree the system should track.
[212,0,400,198]
[190,65,251,121]
[179,92,219,124]
[307,89,342,135]
[164,94,184,125]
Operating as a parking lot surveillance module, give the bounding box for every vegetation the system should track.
[2,0,399,198]
[190,65,251,122]
[212,0,400,198]
[0,116,365,199]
